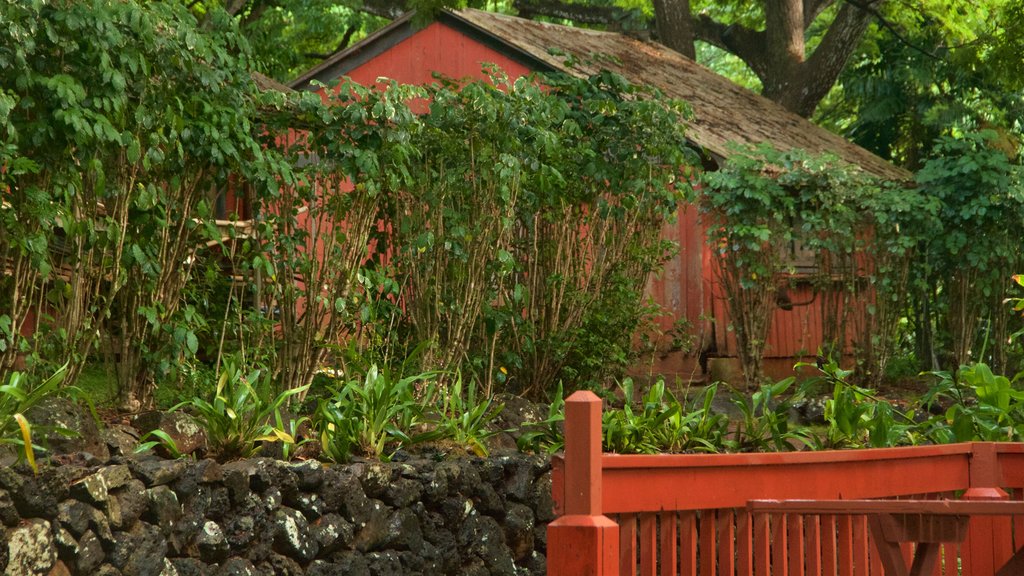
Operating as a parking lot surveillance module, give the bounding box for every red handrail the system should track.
[548,392,1024,576]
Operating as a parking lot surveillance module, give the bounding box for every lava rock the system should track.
[5,519,56,575]
[72,464,132,504]
[502,502,536,562]
[133,411,207,457]
[288,460,324,491]
[76,530,106,573]
[109,522,168,576]
[109,479,148,529]
[310,512,355,556]
[0,489,20,527]
[25,396,111,462]
[272,506,319,563]
[130,458,188,487]
[194,520,230,563]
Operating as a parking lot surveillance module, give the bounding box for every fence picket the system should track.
[837,516,853,576]
[753,512,770,576]
[771,514,787,576]
[718,509,736,576]
[700,511,716,575]
[737,509,753,576]
[621,514,638,576]
[641,513,658,576]
[821,515,837,576]
[662,512,678,576]
[804,515,821,576]
[787,514,805,576]
[682,511,698,576]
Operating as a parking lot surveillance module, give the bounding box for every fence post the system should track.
[547,391,619,576]
[962,442,1011,575]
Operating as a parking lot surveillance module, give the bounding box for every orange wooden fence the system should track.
[547,391,1024,576]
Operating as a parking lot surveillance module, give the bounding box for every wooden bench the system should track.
[748,499,1024,576]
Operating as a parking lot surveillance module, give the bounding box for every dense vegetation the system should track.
[2,1,1024,468]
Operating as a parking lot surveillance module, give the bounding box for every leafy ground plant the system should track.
[168,358,308,461]
[922,363,1024,443]
[0,363,69,473]
[729,377,817,451]
[431,372,505,457]
[603,378,729,454]
[317,365,436,463]
[517,382,566,454]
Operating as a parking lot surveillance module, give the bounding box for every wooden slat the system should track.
[852,516,869,576]
[869,534,882,576]
[601,446,975,515]
[822,515,837,576]
[719,509,736,576]
[738,510,753,576]
[662,512,678,576]
[641,512,658,576]
[700,510,716,576]
[772,513,788,576]
[681,511,698,576]
[805,515,821,576]
[788,514,805,576]
[621,514,638,576]
[754,513,771,576]
[748,499,1024,516]
[838,516,854,576]
[1011,489,1024,556]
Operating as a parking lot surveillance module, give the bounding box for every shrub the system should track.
[174,358,308,461]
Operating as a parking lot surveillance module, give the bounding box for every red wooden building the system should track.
[290,9,912,382]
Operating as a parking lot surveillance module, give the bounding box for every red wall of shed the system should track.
[342,23,534,86]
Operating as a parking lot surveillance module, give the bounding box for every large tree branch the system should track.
[804,0,836,27]
[512,0,644,27]
[693,15,770,80]
[359,0,408,20]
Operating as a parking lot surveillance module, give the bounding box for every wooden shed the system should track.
[291,9,912,382]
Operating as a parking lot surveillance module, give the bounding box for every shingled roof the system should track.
[292,9,911,182]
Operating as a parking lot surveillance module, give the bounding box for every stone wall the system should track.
[0,453,553,575]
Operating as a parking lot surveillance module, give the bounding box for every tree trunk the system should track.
[652,0,695,59]
[765,1,880,117]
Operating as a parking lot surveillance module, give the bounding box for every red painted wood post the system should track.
[962,442,1010,576]
[547,391,620,576]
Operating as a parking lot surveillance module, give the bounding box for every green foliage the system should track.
[316,365,436,463]
[175,358,309,461]
[602,378,729,454]
[729,378,817,451]
[0,0,293,405]
[826,5,1024,376]
[517,382,567,454]
[701,144,928,385]
[0,364,68,472]
[922,364,1024,443]
[432,372,505,457]
[807,357,918,448]
[309,68,697,398]
[913,130,1024,369]
[136,429,188,460]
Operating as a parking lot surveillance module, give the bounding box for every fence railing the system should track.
[547,390,1024,576]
